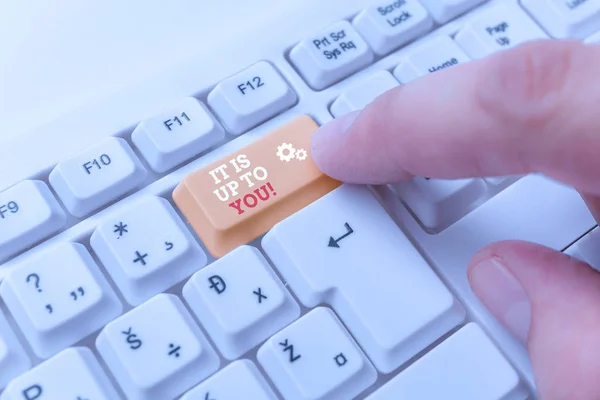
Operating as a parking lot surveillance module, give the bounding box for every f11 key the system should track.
[173,115,341,257]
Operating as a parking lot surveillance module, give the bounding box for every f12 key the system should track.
[173,115,341,257]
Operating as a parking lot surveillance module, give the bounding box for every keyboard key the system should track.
[330,71,399,117]
[262,185,465,373]
[522,0,600,39]
[393,36,471,83]
[0,310,30,389]
[391,174,595,386]
[183,245,299,359]
[419,0,486,23]
[394,177,488,231]
[289,21,374,90]
[0,242,122,358]
[565,226,600,271]
[181,360,278,400]
[257,307,377,400]
[0,180,67,262]
[353,0,434,55]
[585,30,600,43]
[173,115,341,257]
[484,175,521,187]
[455,2,548,59]
[0,347,120,400]
[49,137,147,217]
[208,61,297,135]
[131,97,225,173]
[96,293,220,400]
[90,196,208,306]
[366,323,528,400]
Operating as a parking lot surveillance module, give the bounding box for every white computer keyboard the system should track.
[1,0,600,399]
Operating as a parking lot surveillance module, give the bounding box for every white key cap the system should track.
[181,360,278,400]
[0,180,66,262]
[393,36,471,83]
[183,245,299,359]
[352,0,434,55]
[49,137,147,217]
[522,0,600,39]
[585,30,600,42]
[419,0,487,23]
[0,347,120,400]
[394,177,488,231]
[208,61,297,135]
[131,97,225,173]
[484,176,518,186]
[330,71,399,117]
[366,323,528,400]
[455,2,548,59]
[262,185,465,373]
[91,196,207,306]
[565,226,600,271]
[257,307,377,400]
[0,242,122,358]
[0,310,30,389]
[389,174,595,388]
[96,293,220,400]
[289,21,374,90]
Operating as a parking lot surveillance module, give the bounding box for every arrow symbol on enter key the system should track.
[328,223,354,248]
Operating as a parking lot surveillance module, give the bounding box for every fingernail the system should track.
[469,257,531,343]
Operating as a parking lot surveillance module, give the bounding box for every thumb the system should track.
[468,241,600,400]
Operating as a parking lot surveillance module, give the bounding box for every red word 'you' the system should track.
[228,182,277,215]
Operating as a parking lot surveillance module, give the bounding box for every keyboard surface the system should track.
[1,0,600,399]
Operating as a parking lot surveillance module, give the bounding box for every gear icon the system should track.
[276,143,296,162]
[295,148,308,161]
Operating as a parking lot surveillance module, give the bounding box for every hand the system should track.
[310,40,600,400]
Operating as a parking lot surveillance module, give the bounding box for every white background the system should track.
[0,0,287,141]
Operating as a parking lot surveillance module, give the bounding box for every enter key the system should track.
[173,115,341,257]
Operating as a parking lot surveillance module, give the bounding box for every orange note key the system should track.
[172,115,341,257]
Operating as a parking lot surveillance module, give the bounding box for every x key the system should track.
[183,245,299,360]
[253,288,267,303]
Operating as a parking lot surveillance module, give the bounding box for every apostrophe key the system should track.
[172,115,341,257]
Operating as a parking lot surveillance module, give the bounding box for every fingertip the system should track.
[467,240,600,398]
[467,247,531,344]
[310,111,360,179]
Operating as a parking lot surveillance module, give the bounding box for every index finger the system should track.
[310,40,600,195]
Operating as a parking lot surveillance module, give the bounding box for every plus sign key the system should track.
[91,196,208,306]
[172,115,341,257]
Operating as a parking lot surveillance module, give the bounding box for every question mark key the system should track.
[0,242,122,358]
